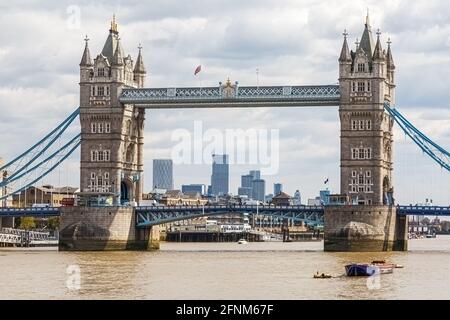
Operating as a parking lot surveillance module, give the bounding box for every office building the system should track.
[251,179,265,202]
[249,170,260,180]
[274,183,283,196]
[241,174,253,188]
[293,190,302,205]
[153,159,173,190]
[211,154,229,196]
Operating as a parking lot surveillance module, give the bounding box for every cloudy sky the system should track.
[0,0,449,205]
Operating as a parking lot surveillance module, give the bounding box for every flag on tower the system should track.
[194,65,202,75]
[324,178,329,184]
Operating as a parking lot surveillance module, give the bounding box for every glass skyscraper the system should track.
[274,183,283,196]
[152,159,173,190]
[241,174,253,188]
[251,179,265,202]
[249,170,261,180]
[211,154,229,196]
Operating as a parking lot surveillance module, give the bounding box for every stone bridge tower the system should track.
[324,14,407,251]
[79,16,146,206]
[59,17,159,251]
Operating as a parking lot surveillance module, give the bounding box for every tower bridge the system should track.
[1,14,449,251]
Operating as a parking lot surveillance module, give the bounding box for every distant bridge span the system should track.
[1,205,450,227]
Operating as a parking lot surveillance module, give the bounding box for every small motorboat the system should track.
[313,272,332,279]
[345,263,394,276]
[237,239,248,244]
[394,264,404,269]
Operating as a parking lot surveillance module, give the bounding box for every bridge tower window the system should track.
[357,63,365,72]
[105,122,111,133]
[104,150,110,162]
[91,123,97,133]
[98,150,104,162]
[357,82,366,92]
[98,123,104,133]
[97,86,105,96]
[98,68,105,77]
[91,150,98,162]
[351,148,372,159]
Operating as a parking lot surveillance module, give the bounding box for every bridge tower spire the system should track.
[325,16,407,252]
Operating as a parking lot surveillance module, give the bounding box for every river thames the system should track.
[1,237,450,299]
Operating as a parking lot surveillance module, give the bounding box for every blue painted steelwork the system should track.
[0,207,61,218]
[120,85,340,108]
[2,204,450,223]
[397,205,450,216]
[135,204,325,228]
[384,103,450,171]
[0,134,81,188]
[0,108,80,176]
[0,139,81,201]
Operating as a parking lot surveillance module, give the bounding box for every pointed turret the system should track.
[101,15,120,64]
[373,30,384,61]
[359,10,375,61]
[339,30,352,62]
[134,44,146,88]
[386,38,395,70]
[112,37,124,66]
[134,45,146,73]
[80,35,93,66]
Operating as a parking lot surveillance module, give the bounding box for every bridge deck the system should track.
[1,205,449,224]
[119,85,341,108]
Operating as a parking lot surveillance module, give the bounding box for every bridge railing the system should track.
[135,204,324,211]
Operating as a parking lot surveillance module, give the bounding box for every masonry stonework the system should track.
[59,206,160,251]
[324,14,407,251]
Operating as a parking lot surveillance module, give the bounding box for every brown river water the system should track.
[1,237,450,299]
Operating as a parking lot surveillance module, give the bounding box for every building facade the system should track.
[79,16,147,205]
[182,184,206,195]
[12,185,77,207]
[211,154,229,196]
[153,159,173,190]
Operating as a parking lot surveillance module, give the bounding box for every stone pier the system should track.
[59,207,159,251]
[324,205,407,252]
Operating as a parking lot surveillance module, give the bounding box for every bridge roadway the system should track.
[1,205,450,227]
[119,85,341,108]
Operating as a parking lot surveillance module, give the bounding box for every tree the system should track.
[19,217,36,230]
[48,217,60,230]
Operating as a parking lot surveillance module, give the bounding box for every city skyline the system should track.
[0,1,449,204]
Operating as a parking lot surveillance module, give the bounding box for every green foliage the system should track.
[47,217,60,230]
[19,217,36,230]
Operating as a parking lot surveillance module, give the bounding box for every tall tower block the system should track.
[324,14,407,252]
